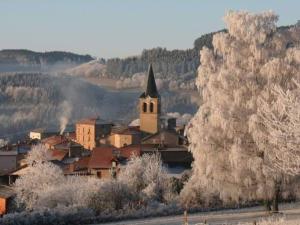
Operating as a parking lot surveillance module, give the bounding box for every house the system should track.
[76,117,113,150]
[0,150,18,175]
[88,145,140,179]
[42,135,68,150]
[52,141,83,158]
[5,165,29,185]
[46,143,88,174]
[29,128,58,140]
[142,145,192,167]
[65,156,90,175]
[109,126,141,148]
[142,130,182,148]
[0,185,15,216]
[0,143,32,171]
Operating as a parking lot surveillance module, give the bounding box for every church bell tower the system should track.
[139,64,161,134]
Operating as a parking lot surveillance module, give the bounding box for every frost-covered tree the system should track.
[182,11,300,209]
[26,144,51,165]
[36,176,100,209]
[89,180,136,213]
[119,154,173,203]
[89,154,173,214]
[14,162,64,209]
[14,161,100,210]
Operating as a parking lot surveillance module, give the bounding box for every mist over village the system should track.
[0,1,300,225]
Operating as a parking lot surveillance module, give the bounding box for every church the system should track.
[71,64,192,178]
[138,65,192,166]
[139,64,161,134]
[75,64,192,164]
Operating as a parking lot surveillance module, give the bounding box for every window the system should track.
[143,102,147,112]
[150,102,154,112]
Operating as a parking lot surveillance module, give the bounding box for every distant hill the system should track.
[65,30,221,91]
[104,31,218,80]
[65,59,107,77]
[0,49,94,72]
[66,25,295,92]
[102,25,294,80]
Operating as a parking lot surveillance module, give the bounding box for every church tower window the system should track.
[143,102,147,112]
[150,102,154,112]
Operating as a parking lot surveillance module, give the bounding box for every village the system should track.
[0,65,193,216]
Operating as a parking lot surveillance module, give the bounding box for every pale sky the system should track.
[0,0,299,58]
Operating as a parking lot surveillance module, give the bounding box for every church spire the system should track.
[143,64,159,98]
[139,64,161,134]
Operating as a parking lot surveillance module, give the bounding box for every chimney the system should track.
[68,142,72,158]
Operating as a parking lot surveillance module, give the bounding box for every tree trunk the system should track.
[264,200,271,212]
[272,186,280,213]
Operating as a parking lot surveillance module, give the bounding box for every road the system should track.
[96,203,300,225]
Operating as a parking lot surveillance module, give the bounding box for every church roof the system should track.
[140,64,159,98]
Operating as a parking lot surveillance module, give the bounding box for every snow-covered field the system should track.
[98,203,300,225]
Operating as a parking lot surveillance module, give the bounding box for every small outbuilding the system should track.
[0,185,15,216]
[29,128,57,140]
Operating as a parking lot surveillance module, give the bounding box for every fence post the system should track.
[183,210,188,225]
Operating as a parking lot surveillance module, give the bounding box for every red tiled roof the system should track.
[119,145,141,158]
[74,156,90,170]
[89,145,141,169]
[89,147,116,169]
[42,135,67,147]
[49,149,68,161]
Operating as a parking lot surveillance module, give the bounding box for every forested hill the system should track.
[102,25,293,81]
[1,25,293,77]
[0,49,94,72]
[105,30,220,79]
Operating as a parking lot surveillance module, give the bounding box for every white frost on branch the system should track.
[254,82,300,176]
[26,144,51,165]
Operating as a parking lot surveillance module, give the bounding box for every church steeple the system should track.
[139,64,161,134]
[140,64,159,98]
[145,64,159,97]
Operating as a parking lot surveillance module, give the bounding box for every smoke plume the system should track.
[59,101,72,135]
